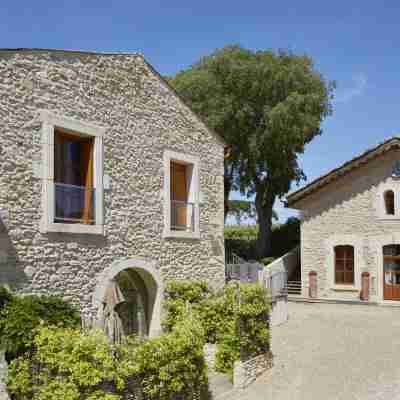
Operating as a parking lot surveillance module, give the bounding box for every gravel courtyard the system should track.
[231,301,400,400]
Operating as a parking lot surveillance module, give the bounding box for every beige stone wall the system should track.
[0,50,225,316]
[295,149,400,301]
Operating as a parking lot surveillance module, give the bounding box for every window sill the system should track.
[377,216,400,222]
[163,229,200,240]
[42,222,104,235]
[331,285,359,292]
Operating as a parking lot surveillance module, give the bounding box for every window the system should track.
[384,190,395,215]
[163,151,200,239]
[170,162,193,231]
[54,130,95,225]
[334,245,354,285]
[40,111,105,235]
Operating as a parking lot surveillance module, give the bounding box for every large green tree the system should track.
[169,45,334,258]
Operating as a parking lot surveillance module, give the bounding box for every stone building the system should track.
[286,137,400,303]
[0,48,226,337]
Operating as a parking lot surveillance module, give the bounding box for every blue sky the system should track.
[2,1,400,222]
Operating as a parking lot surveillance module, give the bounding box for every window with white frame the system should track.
[40,111,105,235]
[163,151,200,238]
[376,183,400,220]
[384,190,395,215]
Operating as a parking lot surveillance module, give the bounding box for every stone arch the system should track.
[93,257,163,337]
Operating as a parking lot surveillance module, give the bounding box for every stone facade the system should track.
[291,147,400,302]
[0,49,225,321]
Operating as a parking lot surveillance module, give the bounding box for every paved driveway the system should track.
[232,301,400,400]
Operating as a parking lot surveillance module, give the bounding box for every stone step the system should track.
[208,372,234,399]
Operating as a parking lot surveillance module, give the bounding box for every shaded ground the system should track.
[231,302,400,400]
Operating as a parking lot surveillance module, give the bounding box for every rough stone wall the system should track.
[0,49,225,316]
[296,149,400,301]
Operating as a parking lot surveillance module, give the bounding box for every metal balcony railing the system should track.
[171,200,195,232]
[54,183,95,224]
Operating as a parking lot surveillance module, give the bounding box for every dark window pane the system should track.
[344,271,354,284]
[335,259,345,272]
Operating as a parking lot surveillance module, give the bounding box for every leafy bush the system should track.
[0,286,13,311]
[162,280,210,332]
[237,283,270,360]
[132,316,209,400]
[163,280,270,378]
[7,326,132,400]
[8,317,209,400]
[0,294,80,361]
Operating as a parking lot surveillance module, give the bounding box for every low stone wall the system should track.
[233,351,273,390]
[0,352,9,400]
[270,294,288,327]
[203,343,217,373]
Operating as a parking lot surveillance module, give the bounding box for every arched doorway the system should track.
[93,258,162,340]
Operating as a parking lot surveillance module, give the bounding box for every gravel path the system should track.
[231,301,400,400]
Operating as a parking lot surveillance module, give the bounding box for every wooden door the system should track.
[170,162,188,229]
[383,247,400,300]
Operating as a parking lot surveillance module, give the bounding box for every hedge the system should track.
[7,317,209,400]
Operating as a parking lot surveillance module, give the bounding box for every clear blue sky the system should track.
[2,1,400,221]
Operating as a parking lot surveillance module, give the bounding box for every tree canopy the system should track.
[169,45,334,257]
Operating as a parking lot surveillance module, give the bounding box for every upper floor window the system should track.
[163,151,200,239]
[54,130,95,225]
[384,190,395,215]
[334,245,354,285]
[40,111,105,235]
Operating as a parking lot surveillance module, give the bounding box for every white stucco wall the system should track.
[294,149,400,302]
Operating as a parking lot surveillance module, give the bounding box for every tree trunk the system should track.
[224,162,235,221]
[255,192,275,259]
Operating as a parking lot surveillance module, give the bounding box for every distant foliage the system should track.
[0,294,80,362]
[225,217,300,260]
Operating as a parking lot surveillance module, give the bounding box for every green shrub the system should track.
[163,280,270,378]
[237,283,270,360]
[261,257,275,266]
[162,280,210,332]
[0,286,13,311]
[0,294,80,361]
[8,317,208,400]
[132,316,209,400]
[7,326,131,400]
[214,319,240,378]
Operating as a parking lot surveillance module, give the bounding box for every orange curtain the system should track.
[81,139,94,224]
[171,163,187,227]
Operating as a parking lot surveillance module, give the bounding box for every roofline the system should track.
[0,48,227,147]
[0,48,142,56]
[286,136,400,208]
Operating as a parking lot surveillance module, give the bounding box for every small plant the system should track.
[0,294,80,361]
